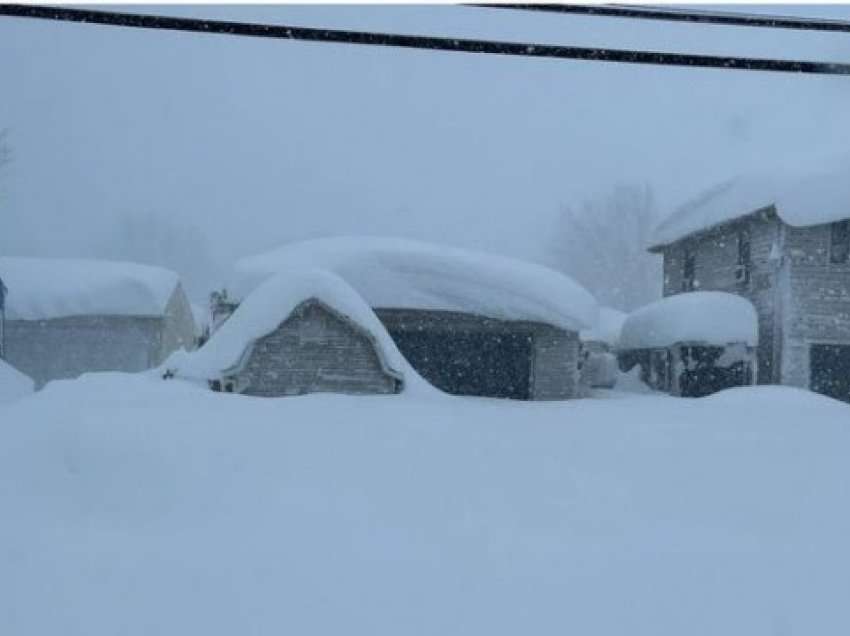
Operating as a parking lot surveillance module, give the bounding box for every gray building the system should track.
[0,258,196,388]
[649,174,850,401]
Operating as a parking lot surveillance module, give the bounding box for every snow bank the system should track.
[0,257,180,320]
[580,306,627,346]
[0,359,33,404]
[0,373,848,636]
[650,153,850,248]
[618,292,758,350]
[169,269,429,392]
[230,237,597,332]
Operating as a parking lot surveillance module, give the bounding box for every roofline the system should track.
[647,204,777,254]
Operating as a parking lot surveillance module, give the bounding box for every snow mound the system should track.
[580,306,627,345]
[650,153,850,248]
[0,359,34,404]
[169,269,429,393]
[618,292,758,350]
[0,257,180,320]
[230,237,597,332]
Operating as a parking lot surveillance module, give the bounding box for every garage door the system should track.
[810,344,850,403]
[387,330,532,399]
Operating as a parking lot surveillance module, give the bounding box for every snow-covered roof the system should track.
[170,269,414,386]
[617,292,758,350]
[0,257,180,320]
[580,307,627,346]
[650,155,850,250]
[0,360,34,405]
[230,237,597,332]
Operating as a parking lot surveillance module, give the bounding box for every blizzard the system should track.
[1,373,849,635]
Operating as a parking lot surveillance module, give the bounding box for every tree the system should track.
[546,183,662,312]
[0,129,9,172]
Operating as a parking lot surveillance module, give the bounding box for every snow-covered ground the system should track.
[1,373,849,635]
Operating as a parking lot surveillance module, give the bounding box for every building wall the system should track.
[159,284,197,363]
[660,209,781,383]
[235,301,400,397]
[376,308,580,400]
[780,223,850,389]
[5,315,163,389]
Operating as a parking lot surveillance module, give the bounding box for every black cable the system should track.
[475,4,850,34]
[0,4,848,76]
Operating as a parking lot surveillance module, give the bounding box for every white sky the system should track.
[1,4,849,295]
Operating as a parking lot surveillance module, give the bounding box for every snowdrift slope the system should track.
[1,375,849,635]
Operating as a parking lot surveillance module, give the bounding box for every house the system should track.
[0,274,6,359]
[219,237,599,400]
[648,160,850,402]
[172,269,407,397]
[0,257,196,388]
[580,306,626,389]
[617,291,758,397]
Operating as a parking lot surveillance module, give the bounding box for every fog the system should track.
[1,4,849,304]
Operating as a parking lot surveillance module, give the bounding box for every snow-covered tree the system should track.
[547,183,662,312]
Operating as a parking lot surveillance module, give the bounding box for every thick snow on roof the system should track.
[0,359,34,404]
[172,269,424,391]
[618,292,758,350]
[580,307,627,345]
[0,257,180,320]
[650,154,850,249]
[230,237,597,332]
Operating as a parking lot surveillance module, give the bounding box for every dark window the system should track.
[830,220,850,264]
[736,231,751,285]
[682,250,696,292]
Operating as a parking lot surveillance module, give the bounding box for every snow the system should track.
[0,372,848,635]
[618,291,758,350]
[229,237,598,332]
[168,269,428,392]
[0,359,33,404]
[0,257,180,320]
[580,306,627,346]
[650,153,850,248]
[189,302,210,336]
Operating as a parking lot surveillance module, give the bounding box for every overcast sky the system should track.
[1,4,849,299]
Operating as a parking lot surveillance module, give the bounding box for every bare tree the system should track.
[547,183,662,312]
[0,129,9,171]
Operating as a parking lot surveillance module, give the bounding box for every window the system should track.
[830,220,850,264]
[736,231,751,285]
[682,250,696,292]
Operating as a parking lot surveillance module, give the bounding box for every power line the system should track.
[1,4,848,76]
[476,4,850,34]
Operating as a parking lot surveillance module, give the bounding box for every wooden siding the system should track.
[660,210,782,383]
[159,283,197,363]
[235,301,400,397]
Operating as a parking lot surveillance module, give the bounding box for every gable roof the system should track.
[649,155,850,251]
[0,257,181,320]
[229,236,598,332]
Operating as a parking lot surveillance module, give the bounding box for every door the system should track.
[810,344,850,403]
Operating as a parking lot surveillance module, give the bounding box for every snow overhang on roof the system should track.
[229,236,598,333]
[617,291,758,351]
[0,257,180,321]
[649,155,850,252]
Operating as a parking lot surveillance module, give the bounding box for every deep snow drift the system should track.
[1,372,848,636]
[230,236,598,332]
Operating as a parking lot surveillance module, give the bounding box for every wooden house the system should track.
[648,164,850,401]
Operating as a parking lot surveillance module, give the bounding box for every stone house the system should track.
[648,168,850,401]
[220,237,599,400]
[0,257,196,388]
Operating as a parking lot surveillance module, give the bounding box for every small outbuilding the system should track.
[171,270,408,397]
[617,291,758,397]
[0,257,196,388]
[223,237,598,400]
